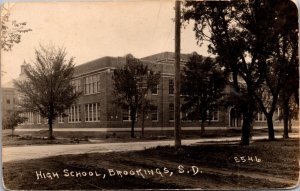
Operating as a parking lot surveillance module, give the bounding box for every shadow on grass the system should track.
[3,138,299,189]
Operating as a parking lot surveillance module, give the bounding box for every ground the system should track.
[2,127,294,146]
[3,138,299,190]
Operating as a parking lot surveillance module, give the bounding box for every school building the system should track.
[2,52,292,131]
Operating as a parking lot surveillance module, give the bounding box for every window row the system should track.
[20,112,34,125]
[150,79,174,95]
[68,105,81,123]
[168,103,219,121]
[122,106,158,121]
[17,107,298,125]
[121,104,219,122]
[71,79,81,93]
[20,104,219,125]
[85,103,101,122]
[23,103,101,124]
[72,76,176,96]
[84,74,101,95]
[255,108,299,122]
[71,74,101,95]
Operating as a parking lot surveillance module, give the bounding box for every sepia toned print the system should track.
[1,0,299,190]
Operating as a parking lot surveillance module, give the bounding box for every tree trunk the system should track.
[130,109,136,138]
[48,104,54,140]
[241,101,254,145]
[241,114,251,145]
[288,118,292,133]
[266,114,275,141]
[131,119,135,138]
[11,127,14,136]
[200,120,205,135]
[283,101,289,138]
[48,117,54,140]
[141,111,145,138]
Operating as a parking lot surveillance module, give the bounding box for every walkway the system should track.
[14,126,299,132]
[2,134,299,162]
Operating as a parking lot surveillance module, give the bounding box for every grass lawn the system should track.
[3,138,299,190]
[2,128,291,146]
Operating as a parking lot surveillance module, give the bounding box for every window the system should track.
[58,113,64,123]
[122,108,137,121]
[208,110,219,121]
[20,112,34,124]
[151,84,159,95]
[71,78,81,93]
[85,103,100,122]
[6,99,10,104]
[275,108,280,121]
[20,113,26,124]
[169,79,174,95]
[181,111,190,121]
[84,74,101,95]
[37,113,41,124]
[169,103,174,121]
[27,112,34,124]
[180,105,193,121]
[68,105,81,123]
[44,118,48,124]
[151,106,158,121]
[256,112,266,122]
[123,108,130,121]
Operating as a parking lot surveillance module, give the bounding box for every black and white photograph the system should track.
[1,0,299,190]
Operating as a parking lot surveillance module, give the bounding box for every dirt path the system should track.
[3,137,299,189]
[3,134,299,163]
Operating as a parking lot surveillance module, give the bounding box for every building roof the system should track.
[74,52,192,76]
[141,51,190,62]
[74,56,125,76]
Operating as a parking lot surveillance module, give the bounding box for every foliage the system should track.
[278,95,299,136]
[138,98,154,137]
[112,54,160,138]
[251,0,298,137]
[182,0,298,143]
[278,97,299,121]
[3,110,27,136]
[1,5,32,51]
[275,1,299,137]
[14,45,80,139]
[181,53,227,133]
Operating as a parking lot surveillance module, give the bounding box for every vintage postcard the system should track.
[1,0,299,190]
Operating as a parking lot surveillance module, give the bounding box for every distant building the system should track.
[2,52,297,131]
[2,87,16,129]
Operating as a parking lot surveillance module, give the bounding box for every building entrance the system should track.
[229,107,242,127]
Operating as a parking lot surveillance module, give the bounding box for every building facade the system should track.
[3,52,296,130]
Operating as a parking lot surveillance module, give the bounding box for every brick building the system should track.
[3,52,294,131]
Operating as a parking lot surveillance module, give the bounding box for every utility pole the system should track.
[0,5,2,87]
[174,0,181,148]
[0,5,3,131]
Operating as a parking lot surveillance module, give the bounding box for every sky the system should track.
[2,1,211,85]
